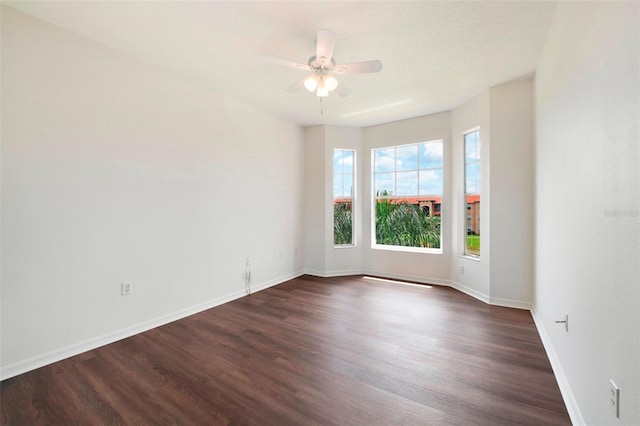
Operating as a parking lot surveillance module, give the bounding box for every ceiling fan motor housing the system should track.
[308,55,336,73]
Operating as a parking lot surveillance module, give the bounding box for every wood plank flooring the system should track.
[1,275,571,425]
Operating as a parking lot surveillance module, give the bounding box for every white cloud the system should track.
[374,149,395,172]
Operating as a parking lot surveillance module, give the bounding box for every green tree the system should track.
[375,200,440,248]
[333,203,353,245]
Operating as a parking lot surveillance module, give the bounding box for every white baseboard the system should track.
[304,268,363,278]
[448,280,532,310]
[302,268,328,277]
[248,271,304,293]
[363,269,451,287]
[305,268,450,288]
[531,307,584,425]
[0,270,304,381]
[448,280,491,304]
[489,296,532,310]
[305,269,531,311]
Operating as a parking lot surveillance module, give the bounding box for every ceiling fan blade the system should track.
[316,29,337,66]
[286,77,308,93]
[334,81,352,98]
[264,56,312,72]
[334,60,383,74]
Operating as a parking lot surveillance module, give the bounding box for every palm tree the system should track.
[334,196,441,248]
[375,200,440,248]
[334,202,353,245]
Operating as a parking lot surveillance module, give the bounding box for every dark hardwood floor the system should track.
[1,275,570,425]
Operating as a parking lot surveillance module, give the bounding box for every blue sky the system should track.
[334,149,354,198]
[373,141,443,197]
[465,131,481,194]
[334,138,480,199]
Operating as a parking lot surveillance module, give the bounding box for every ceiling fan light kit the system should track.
[270,29,383,99]
[317,80,329,97]
[303,76,318,92]
[304,74,338,97]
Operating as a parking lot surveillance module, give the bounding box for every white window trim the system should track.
[372,244,442,255]
[463,128,481,258]
[458,254,481,262]
[333,149,356,248]
[371,140,444,254]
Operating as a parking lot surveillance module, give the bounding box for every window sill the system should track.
[372,244,442,255]
[334,244,356,249]
[458,254,480,262]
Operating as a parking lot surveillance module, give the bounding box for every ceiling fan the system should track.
[268,29,383,98]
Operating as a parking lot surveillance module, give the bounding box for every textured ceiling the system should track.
[5,1,558,127]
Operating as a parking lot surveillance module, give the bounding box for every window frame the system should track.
[463,128,481,258]
[371,139,444,254]
[333,149,356,247]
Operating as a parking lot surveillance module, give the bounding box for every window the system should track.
[464,130,481,257]
[372,140,443,251]
[333,149,355,246]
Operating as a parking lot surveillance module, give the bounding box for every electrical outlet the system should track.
[244,256,252,295]
[609,379,619,418]
[554,314,569,332]
[121,282,132,296]
[459,265,464,275]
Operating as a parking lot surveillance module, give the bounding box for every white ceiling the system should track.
[5,1,558,128]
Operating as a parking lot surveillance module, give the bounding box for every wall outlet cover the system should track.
[609,379,619,418]
[121,282,132,296]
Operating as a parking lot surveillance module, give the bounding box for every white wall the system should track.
[303,113,455,287]
[362,112,452,285]
[533,2,639,425]
[303,125,327,275]
[448,80,534,310]
[1,7,305,379]
[303,125,364,277]
[489,79,534,306]
[450,92,491,299]
[305,83,534,310]
[324,126,364,275]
